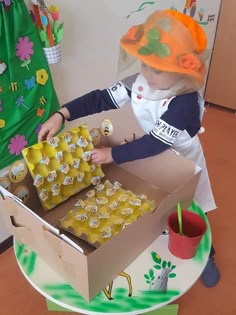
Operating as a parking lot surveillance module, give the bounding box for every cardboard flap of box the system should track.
[0,195,32,244]
[66,104,197,193]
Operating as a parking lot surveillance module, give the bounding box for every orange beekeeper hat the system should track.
[120,9,208,88]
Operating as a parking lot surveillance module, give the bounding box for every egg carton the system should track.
[59,179,156,247]
[22,125,104,210]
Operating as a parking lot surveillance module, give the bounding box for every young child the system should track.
[38,9,220,287]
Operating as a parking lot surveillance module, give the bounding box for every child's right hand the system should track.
[38,112,64,142]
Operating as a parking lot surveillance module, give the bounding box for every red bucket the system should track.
[168,209,207,259]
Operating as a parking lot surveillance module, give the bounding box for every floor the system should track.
[0,105,235,315]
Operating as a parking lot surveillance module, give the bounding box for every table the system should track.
[14,202,211,315]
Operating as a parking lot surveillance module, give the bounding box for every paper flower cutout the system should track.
[37,4,64,48]
[50,5,59,21]
[0,0,11,6]
[179,54,201,71]
[8,135,28,156]
[36,69,48,85]
[16,37,34,61]
[16,37,34,70]
[41,14,48,27]
[0,119,5,128]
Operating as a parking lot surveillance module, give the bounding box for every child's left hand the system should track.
[91,147,113,164]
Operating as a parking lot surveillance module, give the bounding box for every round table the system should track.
[14,202,211,315]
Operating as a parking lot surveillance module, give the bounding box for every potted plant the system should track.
[31,0,64,64]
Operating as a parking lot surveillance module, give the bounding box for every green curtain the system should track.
[0,0,60,169]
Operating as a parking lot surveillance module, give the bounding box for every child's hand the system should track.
[38,114,62,142]
[91,147,113,164]
[38,108,70,142]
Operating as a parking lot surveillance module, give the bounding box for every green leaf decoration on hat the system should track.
[138,27,171,58]
[138,46,153,55]
[146,27,160,41]
[152,41,171,58]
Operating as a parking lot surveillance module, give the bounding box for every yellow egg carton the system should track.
[22,125,105,210]
[59,179,156,247]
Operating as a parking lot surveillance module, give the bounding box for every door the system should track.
[204,0,236,110]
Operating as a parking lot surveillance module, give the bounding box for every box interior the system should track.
[3,162,168,256]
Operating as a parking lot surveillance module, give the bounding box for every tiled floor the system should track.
[1,105,236,315]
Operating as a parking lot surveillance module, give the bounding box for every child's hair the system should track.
[119,9,209,93]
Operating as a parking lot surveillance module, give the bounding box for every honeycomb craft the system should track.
[59,179,156,247]
[22,125,105,210]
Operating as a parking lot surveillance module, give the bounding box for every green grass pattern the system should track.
[42,285,180,313]
[15,242,36,276]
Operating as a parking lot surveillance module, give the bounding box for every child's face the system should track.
[141,63,182,90]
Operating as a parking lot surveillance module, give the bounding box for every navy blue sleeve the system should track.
[63,81,131,121]
[63,89,117,121]
[157,92,200,135]
[111,92,200,164]
[112,134,169,164]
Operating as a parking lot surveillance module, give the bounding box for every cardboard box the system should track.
[0,104,201,301]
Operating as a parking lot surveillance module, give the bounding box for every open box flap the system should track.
[0,187,60,237]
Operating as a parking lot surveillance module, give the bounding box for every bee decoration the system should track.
[9,161,27,183]
[100,119,114,136]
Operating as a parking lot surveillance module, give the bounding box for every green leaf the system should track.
[146,280,151,284]
[154,42,171,58]
[57,22,64,32]
[52,20,57,34]
[39,29,50,47]
[167,261,171,268]
[153,264,161,270]
[25,59,31,65]
[138,46,152,55]
[147,39,160,52]
[144,274,150,280]
[162,260,167,269]
[39,29,48,42]
[146,27,160,41]
[171,265,176,270]
[149,269,154,278]
[151,252,162,263]
[169,273,176,278]
[55,25,64,45]
[151,276,155,281]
